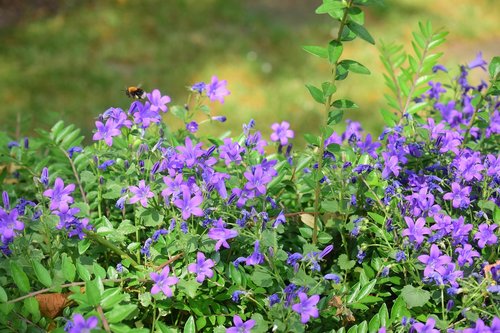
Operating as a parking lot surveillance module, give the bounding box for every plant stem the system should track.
[59,147,88,205]
[312,0,352,244]
[85,231,140,268]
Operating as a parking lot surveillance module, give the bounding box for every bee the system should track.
[125,86,146,99]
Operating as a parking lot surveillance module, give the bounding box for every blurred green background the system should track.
[0,0,499,146]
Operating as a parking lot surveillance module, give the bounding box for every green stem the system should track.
[85,231,140,268]
[312,0,353,244]
[59,146,88,205]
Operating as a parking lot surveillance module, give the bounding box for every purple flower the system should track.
[291,292,320,324]
[357,134,381,159]
[65,313,99,333]
[381,153,401,179]
[246,240,264,266]
[417,244,451,277]
[43,178,75,211]
[161,174,185,201]
[206,76,230,103]
[270,121,294,146]
[54,206,91,239]
[231,290,245,303]
[436,263,463,287]
[443,182,471,209]
[150,266,179,297]
[219,138,244,166]
[176,137,205,168]
[207,218,238,251]
[432,64,447,73]
[0,207,24,245]
[226,315,255,333]
[474,223,498,248]
[324,273,341,283]
[269,293,281,306]
[191,82,206,93]
[244,164,273,197]
[455,244,480,267]
[133,102,161,128]
[40,167,49,187]
[92,119,121,146]
[410,317,439,333]
[456,153,484,182]
[174,187,204,220]
[67,146,83,158]
[468,51,487,70]
[186,121,198,133]
[147,89,171,113]
[188,252,215,283]
[98,159,115,171]
[272,210,286,228]
[402,217,430,245]
[102,107,132,129]
[129,180,154,208]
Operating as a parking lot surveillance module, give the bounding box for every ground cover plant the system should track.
[0,0,499,332]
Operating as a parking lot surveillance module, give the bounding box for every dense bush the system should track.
[0,0,499,332]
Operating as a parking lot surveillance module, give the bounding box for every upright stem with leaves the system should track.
[305,0,375,243]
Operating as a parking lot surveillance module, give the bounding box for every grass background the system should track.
[0,0,499,146]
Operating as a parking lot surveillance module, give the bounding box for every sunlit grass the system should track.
[0,0,498,146]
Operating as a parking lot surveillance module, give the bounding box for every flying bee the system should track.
[125,86,146,99]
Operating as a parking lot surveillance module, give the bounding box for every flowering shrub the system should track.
[0,1,499,332]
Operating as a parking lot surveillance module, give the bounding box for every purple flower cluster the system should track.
[0,192,25,252]
[43,175,91,239]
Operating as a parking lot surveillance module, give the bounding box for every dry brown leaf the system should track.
[300,213,315,228]
[35,292,71,319]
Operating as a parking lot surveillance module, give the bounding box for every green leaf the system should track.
[367,212,385,225]
[401,285,430,308]
[229,264,242,286]
[0,286,8,303]
[327,110,344,126]
[357,320,368,333]
[10,261,30,293]
[183,316,196,333]
[379,303,389,327]
[306,84,325,104]
[331,99,358,109]
[251,269,274,287]
[105,304,138,323]
[177,279,199,299]
[76,261,91,281]
[101,288,126,309]
[93,262,107,279]
[170,105,187,121]
[86,279,102,306]
[368,314,381,333]
[347,22,375,44]
[78,238,91,254]
[316,1,347,15]
[379,108,398,127]
[356,279,377,302]
[31,260,52,288]
[390,296,410,321]
[302,45,328,59]
[317,232,333,245]
[328,41,343,64]
[488,56,500,79]
[338,254,356,271]
[62,255,76,282]
[24,297,40,319]
[339,60,371,75]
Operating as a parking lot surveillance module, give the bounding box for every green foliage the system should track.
[0,1,499,332]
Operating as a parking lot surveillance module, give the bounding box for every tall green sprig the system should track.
[379,21,448,126]
[304,0,375,244]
